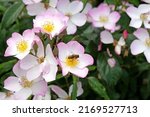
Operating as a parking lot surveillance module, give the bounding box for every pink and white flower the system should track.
[57,41,94,78]
[131,28,150,63]
[50,82,83,100]
[20,40,58,82]
[88,3,120,31]
[4,29,36,59]
[115,37,126,55]
[4,62,48,100]
[33,8,68,38]
[56,0,87,34]
[126,4,150,28]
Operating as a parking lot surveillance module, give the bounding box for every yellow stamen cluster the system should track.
[21,78,32,88]
[65,54,79,68]
[16,40,28,53]
[99,16,108,23]
[42,22,55,33]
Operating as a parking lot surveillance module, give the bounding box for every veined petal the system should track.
[130,40,146,55]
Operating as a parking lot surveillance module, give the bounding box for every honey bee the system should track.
[67,54,79,59]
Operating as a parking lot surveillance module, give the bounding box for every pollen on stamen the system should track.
[42,21,55,33]
[16,40,28,53]
[99,16,109,23]
[65,55,79,68]
[21,77,33,88]
[145,39,150,47]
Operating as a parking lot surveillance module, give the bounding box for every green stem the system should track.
[71,75,78,100]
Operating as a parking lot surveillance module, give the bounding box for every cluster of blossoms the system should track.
[1,0,150,100]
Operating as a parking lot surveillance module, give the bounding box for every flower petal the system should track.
[129,19,142,28]
[49,0,58,8]
[130,40,146,55]
[14,88,32,100]
[69,67,89,78]
[68,1,83,15]
[67,21,77,34]
[20,54,38,70]
[109,11,120,23]
[133,28,149,41]
[100,30,114,44]
[71,13,87,26]
[50,85,68,98]
[126,6,140,19]
[138,4,150,14]
[26,3,46,16]
[78,54,94,68]
[32,80,48,96]
[4,77,22,92]
[144,49,150,63]
[57,0,69,14]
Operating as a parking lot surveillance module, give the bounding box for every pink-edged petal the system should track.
[26,3,46,16]
[68,1,83,15]
[69,82,83,97]
[138,4,150,14]
[126,6,140,19]
[57,0,69,14]
[4,46,17,57]
[130,40,146,55]
[92,21,104,27]
[129,19,142,28]
[144,49,150,63]
[104,22,116,30]
[32,80,48,96]
[49,0,58,8]
[59,62,69,76]
[12,32,23,41]
[14,88,32,100]
[45,44,57,65]
[78,54,94,68]
[4,77,22,92]
[13,61,27,78]
[67,21,77,34]
[43,64,58,82]
[100,30,114,44]
[88,8,101,21]
[82,3,92,14]
[23,29,35,42]
[98,3,110,16]
[26,65,42,81]
[115,45,121,55]
[36,39,44,58]
[67,41,85,54]
[133,28,149,41]
[20,54,38,70]
[15,51,30,60]
[71,13,87,26]
[109,11,120,23]
[69,67,89,78]
[57,42,69,61]
[50,85,68,98]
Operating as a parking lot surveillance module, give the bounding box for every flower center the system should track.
[65,13,72,17]
[140,13,148,21]
[37,57,45,64]
[99,16,108,23]
[65,54,79,68]
[6,91,13,97]
[42,22,55,33]
[21,77,32,88]
[17,40,28,53]
[145,39,150,47]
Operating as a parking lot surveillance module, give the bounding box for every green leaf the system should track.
[0,59,16,77]
[71,75,78,100]
[1,2,24,28]
[97,53,123,86]
[88,77,109,99]
[128,0,140,6]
